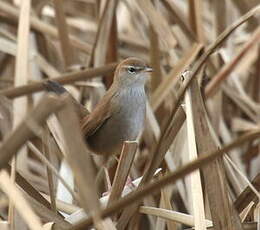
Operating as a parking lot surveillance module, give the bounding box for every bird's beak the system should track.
[144,66,153,73]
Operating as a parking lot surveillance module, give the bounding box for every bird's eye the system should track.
[128,66,136,74]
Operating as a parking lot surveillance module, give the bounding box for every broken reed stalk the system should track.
[107,141,138,205]
[0,94,64,170]
[0,62,117,99]
[72,128,260,230]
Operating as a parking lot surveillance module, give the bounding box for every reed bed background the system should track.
[0,0,259,229]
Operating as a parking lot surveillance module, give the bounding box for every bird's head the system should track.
[114,57,153,87]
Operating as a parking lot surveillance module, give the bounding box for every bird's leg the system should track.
[95,156,117,196]
[125,175,136,189]
[104,167,112,191]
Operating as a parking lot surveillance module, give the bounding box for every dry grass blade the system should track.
[0,1,92,54]
[93,0,119,67]
[160,188,177,230]
[170,5,260,120]
[188,0,204,43]
[190,79,242,230]
[55,95,102,225]
[27,141,79,203]
[205,27,260,97]
[139,206,212,227]
[25,192,71,229]
[72,128,260,229]
[186,222,257,230]
[104,13,118,88]
[240,201,255,222]
[0,170,44,230]
[149,24,162,92]
[11,0,31,192]
[161,0,196,42]
[151,43,203,111]
[224,155,260,199]
[185,87,206,230]
[108,141,138,205]
[5,164,52,210]
[137,0,177,49]
[53,0,76,69]
[1,1,260,230]
[0,94,64,170]
[234,174,260,213]
[42,129,57,213]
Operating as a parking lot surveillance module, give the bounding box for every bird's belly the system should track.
[87,103,145,155]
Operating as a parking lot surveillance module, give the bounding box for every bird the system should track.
[81,57,152,156]
[44,57,152,156]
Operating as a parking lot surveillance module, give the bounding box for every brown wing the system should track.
[80,90,116,138]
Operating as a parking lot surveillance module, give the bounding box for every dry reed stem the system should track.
[240,201,255,222]
[0,170,44,230]
[0,63,117,98]
[5,164,52,211]
[92,0,119,67]
[190,79,242,230]
[235,174,260,213]
[169,6,260,129]
[104,14,118,88]
[206,27,260,97]
[53,0,76,69]
[10,0,32,226]
[72,128,260,229]
[0,1,92,54]
[137,0,177,50]
[55,95,104,228]
[40,194,79,215]
[188,0,204,43]
[0,1,259,230]
[27,141,79,203]
[160,188,178,229]
[185,87,206,230]
[149,24,162,92]
[43,139,57,213]
[151,43,203,111]
[161,0,196,43]
[139,206,212,227]
[0,94,64,170]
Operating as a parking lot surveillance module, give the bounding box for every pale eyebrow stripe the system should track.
[124,65,144,71]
